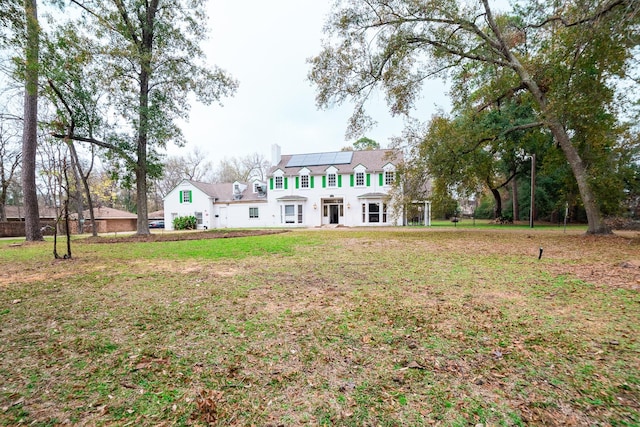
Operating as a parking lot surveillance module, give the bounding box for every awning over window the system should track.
[357,192,387,199]
[276,195,308,202]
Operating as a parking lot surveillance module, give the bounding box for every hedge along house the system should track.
[163,179,269,230]
[267,145,404,227]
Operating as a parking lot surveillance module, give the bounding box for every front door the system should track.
[330,205,339,224]
[218,207,228,228]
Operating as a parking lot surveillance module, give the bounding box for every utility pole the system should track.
[530,154,536,228]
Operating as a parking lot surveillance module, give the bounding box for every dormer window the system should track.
[300,174,309,188]
[355,171,365,187]
[253,182,260,193]
[384,171,395,186]
[327,173,337,187]
[275,176,284,189]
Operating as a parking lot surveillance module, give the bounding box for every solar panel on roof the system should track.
[286,151,353,167]
[334,151,353,164]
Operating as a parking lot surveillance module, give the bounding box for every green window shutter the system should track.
[179,190,182,203]
[284,177,288,190]
[338,175,342,188]
[379,173,383,186]
[310,176,315,188]
[366,174,371,186]
[350,174,354,187]
[322,175,326,188]
[188,190,192,202]
[270,178,273,190]
[295,176,299,189]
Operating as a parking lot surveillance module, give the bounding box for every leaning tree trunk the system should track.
[483,0,610,235]
[490,187,502,219]
[66,138,99,236]
[545,120,609,234]
[513,70,608,234]
[22,0,43,241]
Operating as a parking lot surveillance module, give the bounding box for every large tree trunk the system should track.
[134,1,157,236]
[134,67,150,236]
[546,120,609,234]
[22,0,43,241]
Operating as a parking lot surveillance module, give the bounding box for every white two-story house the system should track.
[163,145,407,229]
[267,145,403,227]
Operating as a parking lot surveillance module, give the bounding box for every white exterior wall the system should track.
[164,181,214,230]
[163,180,272,230]
[267,169,402,227]
[212,202,271,228]
[163,162,405,230]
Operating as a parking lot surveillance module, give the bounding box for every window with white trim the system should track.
[195,211,203,225]
[284,204,295,223]
[275,176,284,189]
[249,207,259,219]
[355,171,365,186]
[384,171,395,186]
[369,202,380,222]
[300,174,309,188]
[327,173,337,187]
[281,204,303,224]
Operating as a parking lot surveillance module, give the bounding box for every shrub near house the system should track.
[173,216,197,230]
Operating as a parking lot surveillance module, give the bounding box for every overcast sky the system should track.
[174,0,452,164]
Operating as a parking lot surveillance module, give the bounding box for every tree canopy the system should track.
[310,0,640,234]
[46,0,238,234]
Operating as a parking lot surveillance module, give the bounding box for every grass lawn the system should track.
[0,227,638,426]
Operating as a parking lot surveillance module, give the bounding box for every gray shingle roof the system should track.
[269,149,402,175]
[188,180,267,203]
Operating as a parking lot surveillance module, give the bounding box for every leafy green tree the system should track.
[309,0,640,234]
[0,0,23,50]
[48,0,237,235]
[353,137,380,151]
[419,92,550,219]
